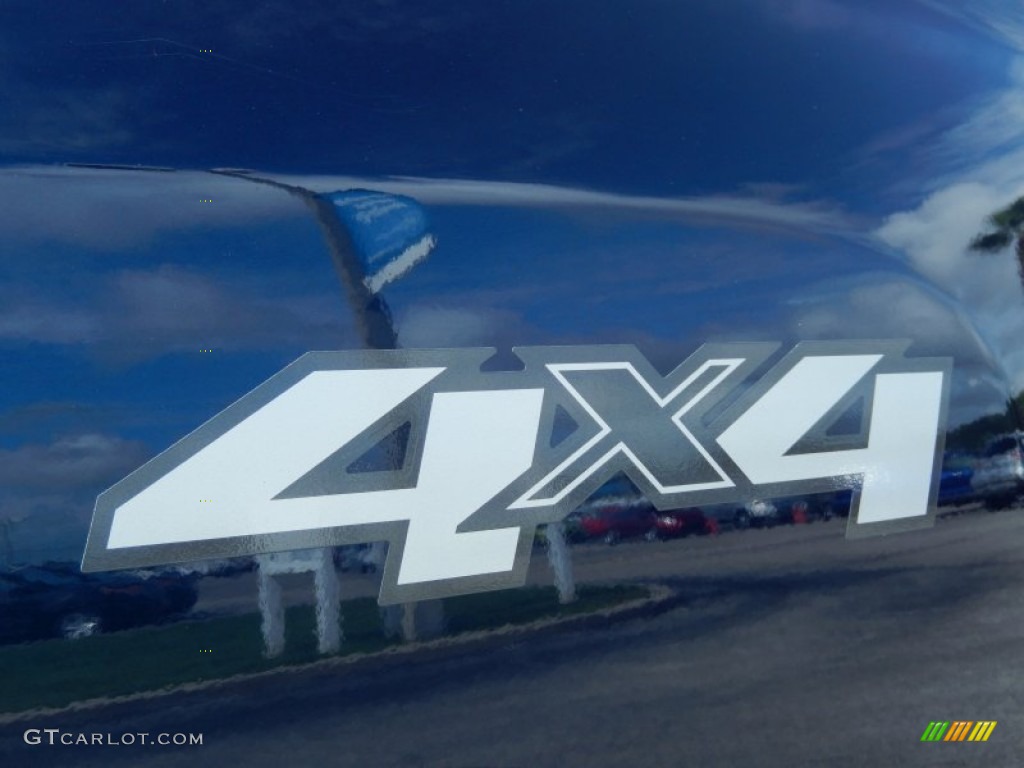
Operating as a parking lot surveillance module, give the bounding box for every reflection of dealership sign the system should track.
[83,342,950,603]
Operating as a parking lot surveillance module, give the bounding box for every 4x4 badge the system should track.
[83,341,951,603]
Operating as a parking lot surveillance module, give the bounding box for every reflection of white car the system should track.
[60,613,101,640]
[733,500,779,529]
[972,433,1024,509]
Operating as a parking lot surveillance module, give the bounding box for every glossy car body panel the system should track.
[3,2,1024,765]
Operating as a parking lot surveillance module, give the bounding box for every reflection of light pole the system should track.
[545,522,576,604]
[210,169,444,645]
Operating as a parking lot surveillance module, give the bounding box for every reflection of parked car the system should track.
[972,433,1024,509]
[533,509,587,548]
[817,490,853,519]
[648,508,716,540]
[732,500,781,529]
[333,544,380,574]
[580,504,656,545]
[937,452,976,507]
[172,558,256,578]
[778,491,854,522]
[729,490,853,529]
[0,562,198,645]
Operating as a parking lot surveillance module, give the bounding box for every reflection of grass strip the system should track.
[444,584,645,633]
[0,585,646,714]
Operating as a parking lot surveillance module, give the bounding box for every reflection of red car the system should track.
[649,508,717,540]
[579,504,656,545]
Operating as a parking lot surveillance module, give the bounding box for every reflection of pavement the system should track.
[191,515,906,614]
[6,505,1024,767]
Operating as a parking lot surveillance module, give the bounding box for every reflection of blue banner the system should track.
[320,189,436,294]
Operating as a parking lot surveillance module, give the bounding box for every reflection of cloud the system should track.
[767,0,855,31]
[0,264,353,362]
[0,167,304,250]
[849,8,1024,190]
[914,1,1024,51]
[871,4,1024,394]
[785,276,993,362]
[781,276,1008,425]
[0,433,150,561]
[271,173,858,236]
[876,181,1024,390]
[0,86,135,155]
[0,166,858,251]
[852,110,961,175]
[931,59,1024,170]
[0,401,106,435]
[766,0,949,45]
[398,305,532,348]
[0,304,101,344]
[894,2,1024,181]
[0,434,148,496]
[224,0,469,51]
[396,304,713,379]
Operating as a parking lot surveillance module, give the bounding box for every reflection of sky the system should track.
[3,1,1024,559]
[0,1,1011,200]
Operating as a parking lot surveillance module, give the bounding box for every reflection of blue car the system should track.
[0,562,198,645]
[938,454,975,507]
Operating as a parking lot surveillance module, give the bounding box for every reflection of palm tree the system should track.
[968,196,1024,448]
[969,195,1024,283]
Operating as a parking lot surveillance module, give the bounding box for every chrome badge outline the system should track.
[83,341,951,604]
